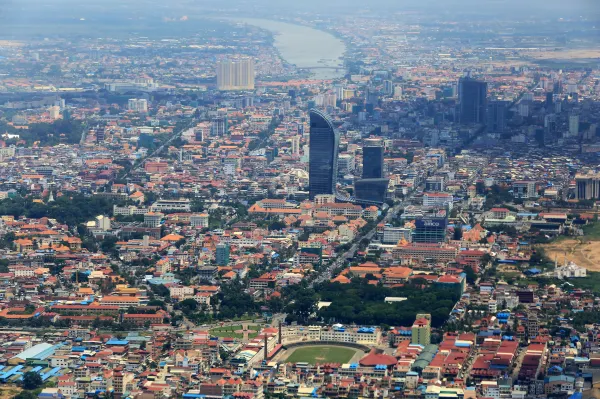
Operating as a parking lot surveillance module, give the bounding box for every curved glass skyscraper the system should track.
[309,109,339,199]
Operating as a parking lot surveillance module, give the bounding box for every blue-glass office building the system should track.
[309,109,339,199]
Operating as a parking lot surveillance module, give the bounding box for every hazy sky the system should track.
[1,0,598,16]
[0,0,598,36]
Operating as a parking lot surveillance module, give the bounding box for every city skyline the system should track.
[0,2,597,398]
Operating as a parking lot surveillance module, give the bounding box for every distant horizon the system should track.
[0,0,597,40]
[2,0,599,18]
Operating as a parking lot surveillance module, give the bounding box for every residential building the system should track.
[411,314,431,345]
[217,58,255,90]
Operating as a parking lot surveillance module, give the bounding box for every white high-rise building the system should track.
[128,98,148,113]
[313,94,337,108]
[217,58,255,90]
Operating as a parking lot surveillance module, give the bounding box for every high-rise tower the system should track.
[487,101,508,133]
[362,144,384,179]
[216,58,255,91]
[458,77,487,124]
[309,109,339,199]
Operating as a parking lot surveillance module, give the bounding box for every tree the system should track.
[269,221,286,231]
[178,298,199,315]
[0,259,9,273]
[481,253,493,264]
[475,181,486,195]
[463,266,477,284]
[100,236,119,254]
[529,249,546,265]
[453,227,463,241]
[147,299,166,310]
[71,271,89,283]
[219,348,230,361]
[22,371,42,390]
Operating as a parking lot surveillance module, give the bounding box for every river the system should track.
[235,18,346,80]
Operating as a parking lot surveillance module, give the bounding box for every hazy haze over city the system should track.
[0,0,599,397]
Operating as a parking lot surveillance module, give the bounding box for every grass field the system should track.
[284,346,358,364]
[209,325,261,339]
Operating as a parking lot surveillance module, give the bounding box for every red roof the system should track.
[359,350,397,367]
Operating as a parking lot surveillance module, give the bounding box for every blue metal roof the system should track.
[106,339,129,345]
[40,366,62,381]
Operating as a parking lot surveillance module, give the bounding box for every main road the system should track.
[309,199,408,287]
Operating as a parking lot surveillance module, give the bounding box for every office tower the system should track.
[342,88,355,100]
[569,115,580,137]
[334,84,344,100]
[354,178,389,204]
[575,172,600,200]
[309,109,339,200]
[545,92,554,108]
[128,98,148,113]
[362,145,384,179]
[216,243,230,266]
[554,101,562,113]
[216,58,255,90]
[338,153,355,174]
[544,114,557,136]
[522,92,535,101]
[412,216,447,243]
[585,124,598,140]
[458,77,487,124]
[487,100,508,133]
[96,127,106,143]
[243,96,254,108]
[211,117,228,137]
[553,81,561,94]
[383,80,394,95]
[411,314,431,345]
[425,177,445,192]
[291,136,300,156]
[365,87,379,105]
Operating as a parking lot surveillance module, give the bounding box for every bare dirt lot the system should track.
[542,238,600,271]
[520,49,600,60]
[0,386,22,399]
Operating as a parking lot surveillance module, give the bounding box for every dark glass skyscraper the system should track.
[362,145,384,179]
[355,178,389,205]
[309,109,339,199]
[412,217,448,243]
[458,77,488,124]
[487,100,508,133]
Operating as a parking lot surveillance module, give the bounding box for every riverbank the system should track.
[231,18,347,80]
